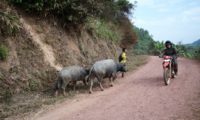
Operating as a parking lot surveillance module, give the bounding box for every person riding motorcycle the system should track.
[160,41,178,76]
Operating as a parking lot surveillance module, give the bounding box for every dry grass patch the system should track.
[126,54,148,71]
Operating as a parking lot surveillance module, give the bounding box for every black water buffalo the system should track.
[87,59,126,93]
[54,66,89,96]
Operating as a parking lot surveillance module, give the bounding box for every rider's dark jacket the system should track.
[163,47,177,56]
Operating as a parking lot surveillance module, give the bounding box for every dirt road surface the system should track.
[33,56,200,120]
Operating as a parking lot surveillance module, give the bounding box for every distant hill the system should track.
[190,39,200,46]
[185,39,200,47]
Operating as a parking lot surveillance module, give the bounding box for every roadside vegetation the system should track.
[0,10,20,37]
[86,18,122,43]
[133,26,200,59]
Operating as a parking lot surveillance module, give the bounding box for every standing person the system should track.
[119,48,127,77]
[160,41,178,76]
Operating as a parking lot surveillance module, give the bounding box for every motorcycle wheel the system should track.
[163,68,171,85]
[171,71,175,78]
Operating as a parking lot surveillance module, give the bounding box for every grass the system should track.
[0,44,9,61]
[0,11,20,36]
[0,91,72,119]
[86,18,122,43]
[126,53,148,71]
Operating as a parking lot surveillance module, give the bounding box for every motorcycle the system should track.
[161,55,175,85]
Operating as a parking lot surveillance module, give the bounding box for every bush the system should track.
[9,0,135,25]
[0,45,9,61]
[10,0,103,24]
[133,26,157,54]
[0,11,20,36]
[28,79,41,91]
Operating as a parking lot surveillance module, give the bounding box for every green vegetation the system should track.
[133,26,158,55]
[9,0,135,25]
[10,0,101,24]
[0,44,9,61]
[0,11,20,36]
[175,43,200,59]
[28,79,42,91]
[127,54,148,71]
[1,89,12,104]
[133,26,200,59]
[86,18,121,42]
[190,39,200,46]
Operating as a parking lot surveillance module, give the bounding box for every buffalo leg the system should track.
[61,87,66,96]
[83,79,87,86]
[54,90,58,96]
[109,76,113,87]
[61,81,67,96]
[73,81,77,91]
[122,72,124,77]
[54,82,59,96]
[89,79,94,94]
[97,76,104,91]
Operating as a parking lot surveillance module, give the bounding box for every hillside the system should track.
[191,39,200,46]
[0,0,138,119]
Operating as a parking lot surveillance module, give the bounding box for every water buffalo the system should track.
[54,66,89,96]
[87,59,126,93]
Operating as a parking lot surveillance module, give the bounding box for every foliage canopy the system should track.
[10,0,135,25]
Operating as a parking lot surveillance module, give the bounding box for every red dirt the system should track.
[32,56,200,120]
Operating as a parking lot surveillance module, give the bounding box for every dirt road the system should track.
[33,56,200,120]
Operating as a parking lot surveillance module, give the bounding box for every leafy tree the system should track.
[133,26,157,54]
[9,0,135,25]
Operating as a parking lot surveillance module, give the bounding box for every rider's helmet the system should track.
[165,41,172,48]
